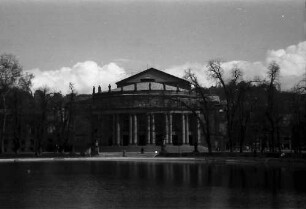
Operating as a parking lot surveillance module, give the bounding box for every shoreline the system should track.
[1,155,305,167]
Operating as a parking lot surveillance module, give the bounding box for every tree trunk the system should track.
[239,127,246,153]
[226,111,233,152]
[270,125,275,152]
[276,126,281,153]
[228,127,233,152]
[204,114,212,154]
[0,95,7,154]
[206,136,212,154]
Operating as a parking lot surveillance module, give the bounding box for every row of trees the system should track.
[0,54,76,154]
[183,60,306,154]
[1,54,305,155]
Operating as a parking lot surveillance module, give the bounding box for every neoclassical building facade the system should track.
[90,68,204,148]
[0,68,223,153]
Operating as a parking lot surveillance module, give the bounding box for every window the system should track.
[140,78,155,82]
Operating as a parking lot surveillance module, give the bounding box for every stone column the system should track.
[151,114,156,145]
[147,114,151,144]
[197,113,201,144]
[165,113,169,144]
[169,113,173,144]
[129,114,133,145]
[133,114,138,145]
[181,113,186,144]
[185,114,189,145]
[116,114,120,145]
[112,115,116,145]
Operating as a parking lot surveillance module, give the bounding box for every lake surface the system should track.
[0,160,305,209]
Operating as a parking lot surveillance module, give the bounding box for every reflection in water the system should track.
[0,161,305,209]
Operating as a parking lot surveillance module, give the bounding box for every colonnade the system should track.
[110,112,201,146]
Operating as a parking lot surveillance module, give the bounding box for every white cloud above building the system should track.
[27,41,306,94]
[28,61,127,94]
[165,41,306,91]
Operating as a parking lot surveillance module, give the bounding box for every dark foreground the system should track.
[0,160,306,209]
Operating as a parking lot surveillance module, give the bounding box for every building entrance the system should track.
[138,135,146,146]
[172,135,179,145]
[189,135,193,145]
[123,135,129,146]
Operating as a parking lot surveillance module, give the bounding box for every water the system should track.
[0,161,305,209]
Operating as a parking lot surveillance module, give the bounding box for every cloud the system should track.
[165,62,215,87]
[221,61,266,82]
[165,41,306,91]
[28,61,127,94]
[165,61,266,87]
[27,42,306,94]
[266,41,306,90]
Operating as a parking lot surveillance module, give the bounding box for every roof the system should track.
[116,68,190,90]
[112,82,188,92]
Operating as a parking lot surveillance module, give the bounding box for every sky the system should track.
[0,0,305,94]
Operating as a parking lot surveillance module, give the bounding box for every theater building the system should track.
[0,68,224,153]
[88,68,205,149]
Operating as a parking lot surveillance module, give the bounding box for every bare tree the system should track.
[235,82,258,152]
[65,82,77,152]
[0,54,22,153]
[10,85,34,154]
[33,87,53,155]
[160,70,214,153]
[265,62,281,152]
[183,69,213,154]
[207,60,242,152]
[49,92,66,152]
[290,77,306,154]
[18,73,34,95]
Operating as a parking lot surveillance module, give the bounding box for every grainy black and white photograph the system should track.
[0,0,306,208]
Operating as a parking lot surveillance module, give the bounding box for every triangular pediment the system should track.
[116,68,190,90]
